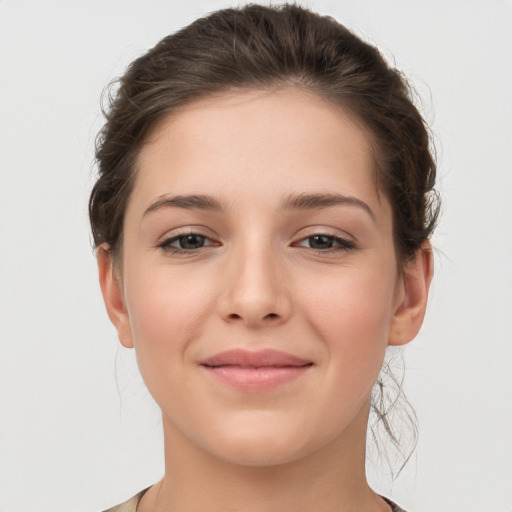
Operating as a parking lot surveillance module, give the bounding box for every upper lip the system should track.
[200,349,312,368]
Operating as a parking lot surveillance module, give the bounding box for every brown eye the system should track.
[159,232,217,253]
[177,234,206,249]
[296,234,355,252]
[307,235,335,249]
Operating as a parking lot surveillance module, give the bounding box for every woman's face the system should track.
[100,88,424,466]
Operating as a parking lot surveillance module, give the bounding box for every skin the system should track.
[98,87,433,512]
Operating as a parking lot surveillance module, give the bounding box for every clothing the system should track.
[103,488,407,512]
[382,496,407,512]
[102,488,148,512]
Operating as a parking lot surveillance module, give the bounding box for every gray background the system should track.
[1,1,511,511]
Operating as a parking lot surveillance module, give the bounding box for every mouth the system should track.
[199,349,314,392]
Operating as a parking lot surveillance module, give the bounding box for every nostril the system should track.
[227,312,279,321]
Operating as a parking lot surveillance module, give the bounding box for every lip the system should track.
[199,349,313,392]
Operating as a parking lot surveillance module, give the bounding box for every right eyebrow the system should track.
[143,194,224,216]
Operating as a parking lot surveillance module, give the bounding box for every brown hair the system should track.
[89,3,438,262]
[89,2,439,471]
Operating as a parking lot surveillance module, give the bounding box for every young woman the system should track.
[90,4,438,511]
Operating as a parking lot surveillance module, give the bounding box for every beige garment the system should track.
[103,489,406,512]
[103,489,148,512]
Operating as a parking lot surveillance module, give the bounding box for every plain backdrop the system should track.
[0,1,511,511]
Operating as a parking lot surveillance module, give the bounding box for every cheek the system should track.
[122,265,213,390]
[300,264,396,381]
[125,263,208,339]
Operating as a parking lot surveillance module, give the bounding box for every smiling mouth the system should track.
[199,349,314,391]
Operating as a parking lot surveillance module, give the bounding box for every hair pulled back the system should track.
[89,3,438,265]
[89,3,439,474]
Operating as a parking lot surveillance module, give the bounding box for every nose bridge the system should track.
[219,235,290,325]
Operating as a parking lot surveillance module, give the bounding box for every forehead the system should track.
[129,87,388,221]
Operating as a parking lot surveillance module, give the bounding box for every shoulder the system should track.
[102,489,148,512]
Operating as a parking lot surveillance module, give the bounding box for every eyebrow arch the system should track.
[144,194,224,216]
[143,192,375,221]
[280,193,375,221]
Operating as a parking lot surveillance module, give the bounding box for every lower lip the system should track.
[201,365,312,391]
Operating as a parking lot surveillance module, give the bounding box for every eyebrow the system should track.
[280,193,375,221]
[143,192,375,221]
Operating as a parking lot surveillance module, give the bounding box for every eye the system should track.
[159,232,218,253]
[296,234,355,251]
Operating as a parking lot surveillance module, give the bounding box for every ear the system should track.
[96,245,134,348]
[388,241,434,346]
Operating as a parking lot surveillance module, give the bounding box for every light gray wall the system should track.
[1,1,511,511]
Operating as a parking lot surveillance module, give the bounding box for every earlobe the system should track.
[96,245,134,348]
[388,241,434,346]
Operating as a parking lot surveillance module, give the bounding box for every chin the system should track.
[197,418,320,468]
[214,437,307,467]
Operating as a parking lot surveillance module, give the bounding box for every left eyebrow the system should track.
[280,193,375,222]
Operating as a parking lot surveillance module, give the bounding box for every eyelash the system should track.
[158,231,355,255]
[294,234,356,253]
[158,230,216,254]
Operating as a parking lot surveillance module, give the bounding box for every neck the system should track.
[139,403,389,512]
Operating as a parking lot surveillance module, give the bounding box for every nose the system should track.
[217,243,292,327]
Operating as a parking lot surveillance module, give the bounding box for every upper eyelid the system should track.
[158,227,218,242]
[292,227,355,243]
[298,234,350,241]
[294,234,355,247]
[163,232,214,242]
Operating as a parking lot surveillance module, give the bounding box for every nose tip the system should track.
[222,293,290,327]
[217,256,292,327]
